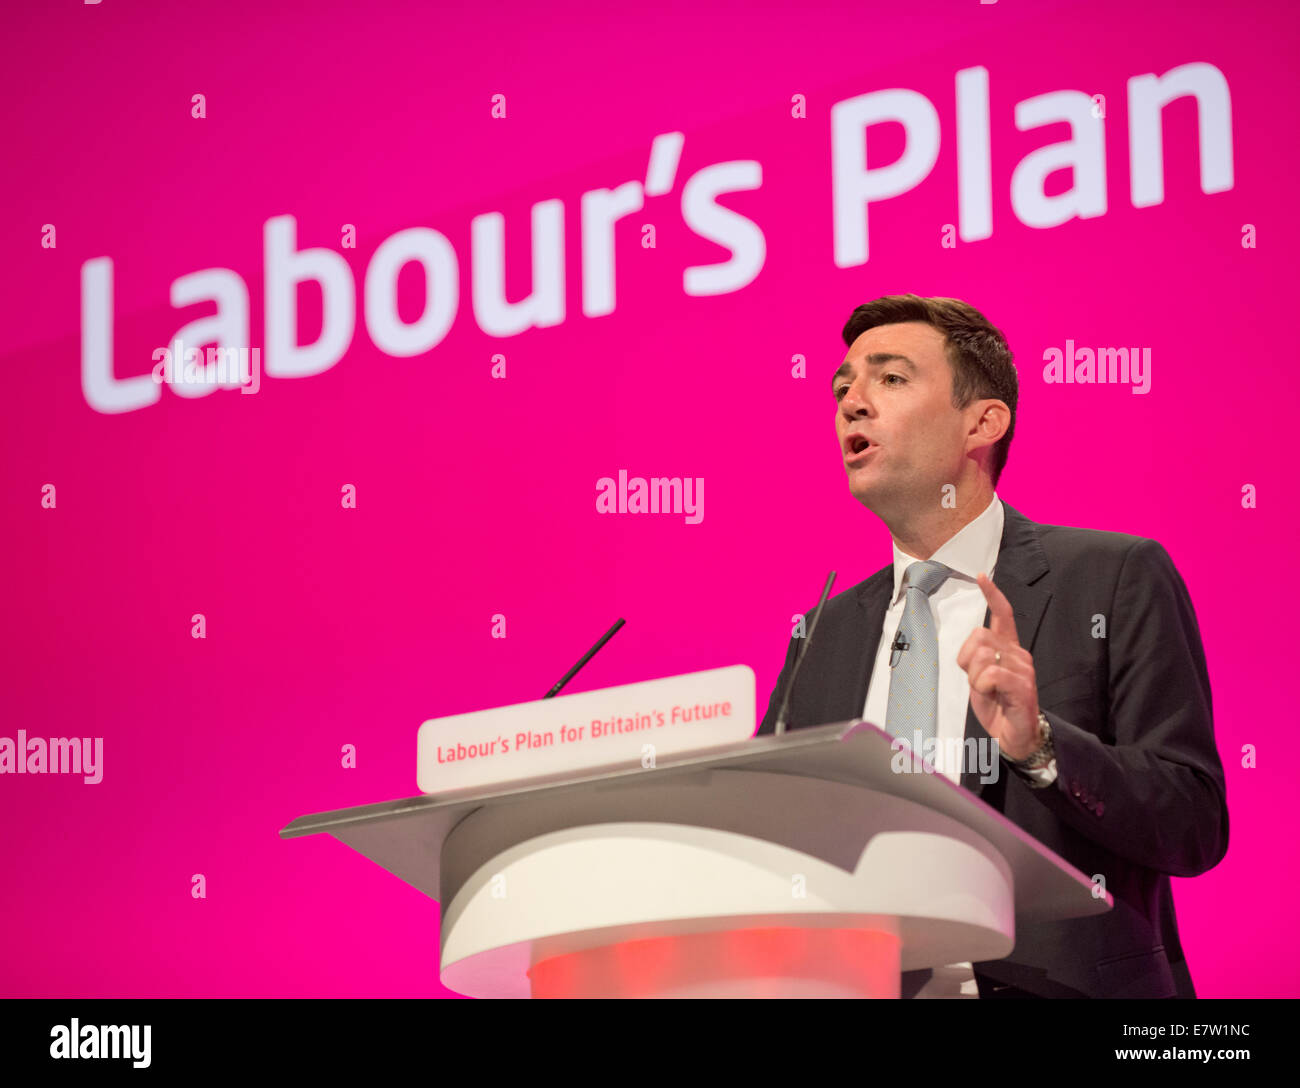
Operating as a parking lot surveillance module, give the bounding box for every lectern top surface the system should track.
[279,719,1111,925]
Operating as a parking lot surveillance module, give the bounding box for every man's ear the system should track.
[969,399,1010,451]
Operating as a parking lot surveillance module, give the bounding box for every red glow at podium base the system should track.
[528,926,902,998]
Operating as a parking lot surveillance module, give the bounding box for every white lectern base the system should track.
[440,772,1016,998]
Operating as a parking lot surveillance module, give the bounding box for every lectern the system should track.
[280,711,1111,998]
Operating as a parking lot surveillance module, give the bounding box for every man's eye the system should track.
[836,374,903,399]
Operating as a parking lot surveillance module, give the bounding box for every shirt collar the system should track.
[890,492,1004,603]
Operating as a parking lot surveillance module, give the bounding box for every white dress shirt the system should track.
[862,492,1003,997]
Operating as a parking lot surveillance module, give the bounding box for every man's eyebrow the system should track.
[830,353,919,389]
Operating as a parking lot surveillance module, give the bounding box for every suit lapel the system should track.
[854,501,1053,796]
[851,567,895,718]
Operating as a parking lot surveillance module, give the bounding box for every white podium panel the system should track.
[282,717,1111,998]
[440,772,1014,998]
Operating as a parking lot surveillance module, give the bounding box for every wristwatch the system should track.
[1008,711,1055,771]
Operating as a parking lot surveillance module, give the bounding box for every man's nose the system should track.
[840,379,873,416]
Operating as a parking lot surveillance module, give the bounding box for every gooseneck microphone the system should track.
[542,618,626,698]
[773,571,837,735]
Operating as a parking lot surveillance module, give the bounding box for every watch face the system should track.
[1021,716,1052,767]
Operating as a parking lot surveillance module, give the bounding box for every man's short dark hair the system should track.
[841,294,1018,485]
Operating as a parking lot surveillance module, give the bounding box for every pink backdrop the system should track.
[2,0,1295,997]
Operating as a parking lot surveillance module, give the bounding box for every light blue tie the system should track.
[885,560,953,750]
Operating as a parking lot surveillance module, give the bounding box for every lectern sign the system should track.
[416,666,755,796]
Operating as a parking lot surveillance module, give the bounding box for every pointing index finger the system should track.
[976,572,1019,645]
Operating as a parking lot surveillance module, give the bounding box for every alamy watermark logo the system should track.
[50,1019,150,1068]
[1042,340,1151,394]
[595,470,704,524]
[0,731,103,783]
[151,337,261,395]
[890,731,1001,784]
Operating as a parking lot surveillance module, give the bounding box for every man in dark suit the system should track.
[755,295,1228,999]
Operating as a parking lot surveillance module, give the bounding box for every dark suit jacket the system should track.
[755,501,1228,998]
